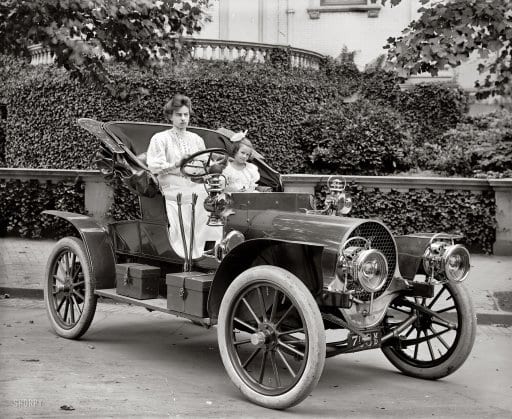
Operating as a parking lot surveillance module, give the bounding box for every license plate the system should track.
[347,330,381,351]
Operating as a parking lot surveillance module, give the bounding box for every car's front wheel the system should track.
[381,280,476,380]
[217,266,325,410]
[44,237,97,339]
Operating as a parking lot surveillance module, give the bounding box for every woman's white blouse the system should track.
[223,162,260,192]
[147,129,205,175]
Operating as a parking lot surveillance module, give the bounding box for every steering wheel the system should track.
[180,148,229,179]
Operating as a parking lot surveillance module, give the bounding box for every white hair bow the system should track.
[230,130,248,142]
[216,127,264,160]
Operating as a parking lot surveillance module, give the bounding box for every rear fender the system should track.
[43,210,116,289]
[207,239,324,320]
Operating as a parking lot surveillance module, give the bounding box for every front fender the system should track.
[395,234,436,280]
[395,232,467,280]
[207,238,324,320]
[42,210,116,289]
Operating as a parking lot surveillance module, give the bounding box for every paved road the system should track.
[1,298,511,418]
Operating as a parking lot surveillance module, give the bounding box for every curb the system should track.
[2,286,511,326]
[475,312,512,326]
[0,287,43,300]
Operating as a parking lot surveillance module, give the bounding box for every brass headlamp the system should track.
[422,234,470,282]
[336,237,388,293]
[326,176,353,216]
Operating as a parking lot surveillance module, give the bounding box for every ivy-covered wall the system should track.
[0,179,84,238]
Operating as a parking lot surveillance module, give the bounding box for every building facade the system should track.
[198,0,424,69]
[197,0,498,107]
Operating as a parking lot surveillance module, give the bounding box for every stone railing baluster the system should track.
[185,39,324,69]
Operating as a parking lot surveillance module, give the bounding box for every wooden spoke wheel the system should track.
[381,280,476,379]
[217,266,325,410]
[44,237,97,339]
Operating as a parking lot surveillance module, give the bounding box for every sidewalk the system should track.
[1,237,511,324]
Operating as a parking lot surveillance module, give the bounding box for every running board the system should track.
[94,288,211,327]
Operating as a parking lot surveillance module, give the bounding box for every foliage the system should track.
[360,68,402,107]
[0,178,85,238]
[0,55,475,178]
[334,45,357,64]
[2,59,348,173]
[300,99,412,174]
[396,83,469,145]
[320,56,361,97]
[359,70,469,147]
[0,0,211,96]
[267,47,292,71]
[427,110,512,178]
[316,183,496,254]
[105,177,141,221]
[383,0,512,98]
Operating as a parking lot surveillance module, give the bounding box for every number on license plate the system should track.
[347,330,381,350]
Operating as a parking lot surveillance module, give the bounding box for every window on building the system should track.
[320,0,367,5]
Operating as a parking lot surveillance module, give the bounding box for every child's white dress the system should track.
[223,162,260,192]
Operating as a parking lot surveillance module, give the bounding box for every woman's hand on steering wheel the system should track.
[180,148,229,179]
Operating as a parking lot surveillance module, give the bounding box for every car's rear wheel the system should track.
[44,237,97,339]
[217,266,325,410]
[381,280,476,379]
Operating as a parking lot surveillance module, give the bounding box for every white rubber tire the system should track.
[44,237,97,339]
[217,265,326,409]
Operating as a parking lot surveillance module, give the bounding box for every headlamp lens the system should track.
[356,250,388,293]
[444,245,470,282]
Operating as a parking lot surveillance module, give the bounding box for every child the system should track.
[223,137,260,192]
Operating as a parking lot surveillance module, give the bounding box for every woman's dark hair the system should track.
[163,94,192,118]
[232,138,254,157]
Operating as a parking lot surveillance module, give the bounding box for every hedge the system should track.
[0,179,85,238]
[396,83,469,146]
[1,58,344,174]
[427,110,512,178]
[300,98,412,174]
[359,70,469,145]
[105,177,141,221]
[1,55,470,175]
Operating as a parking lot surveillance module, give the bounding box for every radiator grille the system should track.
[347,221,397,300]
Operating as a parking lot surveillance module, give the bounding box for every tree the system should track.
[0,0,211,96]
[383,0,511,98]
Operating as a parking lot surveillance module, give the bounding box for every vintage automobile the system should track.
[43,118,476,410]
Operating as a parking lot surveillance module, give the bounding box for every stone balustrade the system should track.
[187,38,324,70]
[1,169,511,255]
[27,39,325,70]
[27,44,54,66]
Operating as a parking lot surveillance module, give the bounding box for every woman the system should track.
[146,94,221,260]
